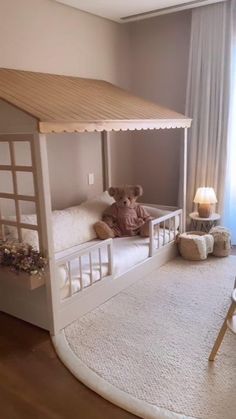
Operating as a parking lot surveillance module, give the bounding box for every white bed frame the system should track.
[0,131,185,336]
[0,82,190,336]
[54,208,182,330]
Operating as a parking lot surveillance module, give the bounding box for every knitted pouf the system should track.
[209,226,231,257]
[177,231,214,261]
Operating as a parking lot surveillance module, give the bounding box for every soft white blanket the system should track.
[56,231,175,299]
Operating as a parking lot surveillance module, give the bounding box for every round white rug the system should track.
[53,256,236,419]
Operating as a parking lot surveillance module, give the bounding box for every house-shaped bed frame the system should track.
[0,68,191,335]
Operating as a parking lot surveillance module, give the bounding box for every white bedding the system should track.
[56,230,175,300]
[3,189,178,300]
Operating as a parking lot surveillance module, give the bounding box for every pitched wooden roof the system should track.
[0,68,191,133]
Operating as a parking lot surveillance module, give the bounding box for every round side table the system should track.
[189,212,220,233]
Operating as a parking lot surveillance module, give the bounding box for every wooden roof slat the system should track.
[0,69,166,119]
[1,73,129,121]
[0,68,191,133]
[0,70,184,121]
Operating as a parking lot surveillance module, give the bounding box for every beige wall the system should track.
[0,1,191,208]
[0,100,37,134]
[0,0,130,87]
[130,11,191,205]
[46,133,103,209]
[0,0,133,209]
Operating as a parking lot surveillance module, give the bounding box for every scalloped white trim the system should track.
[52,332,196,419]
[40,119,192,133]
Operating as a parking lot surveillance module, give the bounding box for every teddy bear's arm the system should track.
[102,204,118,227]
[136,205,152,222]
[103,215,114,228]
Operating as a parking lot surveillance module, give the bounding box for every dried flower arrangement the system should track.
[0,241,47,277]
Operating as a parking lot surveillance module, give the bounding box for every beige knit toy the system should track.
[177,232,214,261]
[209,226,231,257]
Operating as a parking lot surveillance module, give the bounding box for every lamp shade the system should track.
[193,187,217,204]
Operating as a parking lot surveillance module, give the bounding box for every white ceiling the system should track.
[54,0,223,22]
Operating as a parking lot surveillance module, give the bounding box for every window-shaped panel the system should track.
[0,142,11,165]
[14,141,32,166]
[0,170,13,193]
[0,198,16,219]
[16,172,35,196]
[21,228,39,250]
[19,201,37,225]
[4,225,18,241]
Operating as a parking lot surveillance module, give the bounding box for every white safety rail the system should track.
[56,238,113,301]
[149,209,182,257]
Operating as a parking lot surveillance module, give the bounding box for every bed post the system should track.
[101,131,111,190]
[33,133,59,335]
[182,127,188,232]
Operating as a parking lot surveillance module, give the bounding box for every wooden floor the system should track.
[1,248,236,419]
[0,313,136,419]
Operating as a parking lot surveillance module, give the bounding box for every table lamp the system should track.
[193,187,217,218]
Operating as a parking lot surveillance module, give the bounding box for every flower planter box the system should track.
[0,267,45,290]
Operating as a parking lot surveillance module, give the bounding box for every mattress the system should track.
[56,230,175,300]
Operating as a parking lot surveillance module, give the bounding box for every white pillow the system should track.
[52,191,114,252]
[143,206,180,229]
[143,206,170,219]
[80,190,114,216]
[5,191,114,252]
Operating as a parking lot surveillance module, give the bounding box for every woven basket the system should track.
[209,226,231,257]
[177,231,214,261]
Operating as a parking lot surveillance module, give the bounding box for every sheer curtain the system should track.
[185,1,232,218]
[224,3,236,243]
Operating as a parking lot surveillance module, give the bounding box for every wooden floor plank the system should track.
[0,313,136,419]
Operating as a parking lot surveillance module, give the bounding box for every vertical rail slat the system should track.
[107,243,113,275]
[89,252,93,285]
[98,247,102,280]
[163,221,166,246]
[182,128,188,232]
[79,256,83,290]
[169,219,171,242]
[149,221,154,256]
[67,261,72,297]
[9,141,22,241]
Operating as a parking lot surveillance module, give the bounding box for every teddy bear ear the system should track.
[108,186,117,197]
[134,185,143,197]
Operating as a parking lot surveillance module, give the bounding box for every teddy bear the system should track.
[94,185,152,240]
